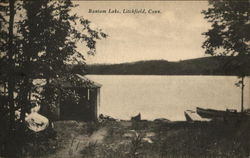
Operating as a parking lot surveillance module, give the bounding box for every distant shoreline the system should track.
[84,56,250,76]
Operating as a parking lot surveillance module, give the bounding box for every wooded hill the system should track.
[81,56,250,75]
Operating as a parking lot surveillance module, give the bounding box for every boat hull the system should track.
[196,107,240,119]
[184,110,211,122]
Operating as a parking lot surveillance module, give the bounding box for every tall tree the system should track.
[7,0,15,132]
[0,0,106,155]
[202,0,250,112]
[17,0,106,121]
[0,0,20,156]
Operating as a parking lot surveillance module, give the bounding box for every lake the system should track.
[87,75,250,121]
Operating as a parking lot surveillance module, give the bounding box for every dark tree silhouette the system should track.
[7,0,15,132]
[0,0,106,156]
[202,0,250,112]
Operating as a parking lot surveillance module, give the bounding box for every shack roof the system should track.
[76,74,102,88]
[50,74,102,88]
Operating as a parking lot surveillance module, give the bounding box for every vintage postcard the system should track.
[0,0,249,157]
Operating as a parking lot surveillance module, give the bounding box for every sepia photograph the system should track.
[0,0,250,157]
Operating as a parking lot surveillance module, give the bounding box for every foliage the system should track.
[81,141,98,157]
[0,0,106,121]
[202,0,250,76]
[202,0,250,113]
[17,0,106,116]
[129,133,144,158]
[85,121,102,136]
[0,0,106,156]
[20,127,58,157]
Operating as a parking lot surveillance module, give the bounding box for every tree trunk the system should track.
[241,76,245,113]
[7,0,16,133]
[6,0,17,156]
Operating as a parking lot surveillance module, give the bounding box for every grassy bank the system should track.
[17,119,250,158]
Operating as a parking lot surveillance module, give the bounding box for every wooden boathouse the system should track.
[51,74,101,121]
[0,74,101,122]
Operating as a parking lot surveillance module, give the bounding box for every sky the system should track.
[73,1,211,64]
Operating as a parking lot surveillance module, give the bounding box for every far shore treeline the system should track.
[72,56,250,76]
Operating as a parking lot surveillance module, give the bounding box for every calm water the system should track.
[87,75,250,121]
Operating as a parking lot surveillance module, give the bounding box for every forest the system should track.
[86,56,250,75]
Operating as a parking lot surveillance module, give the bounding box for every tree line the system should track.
[86,57,250,75]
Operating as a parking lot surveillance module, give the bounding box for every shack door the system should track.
[60,88,95,121]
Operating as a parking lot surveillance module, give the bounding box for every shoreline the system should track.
[23,119,250,158]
